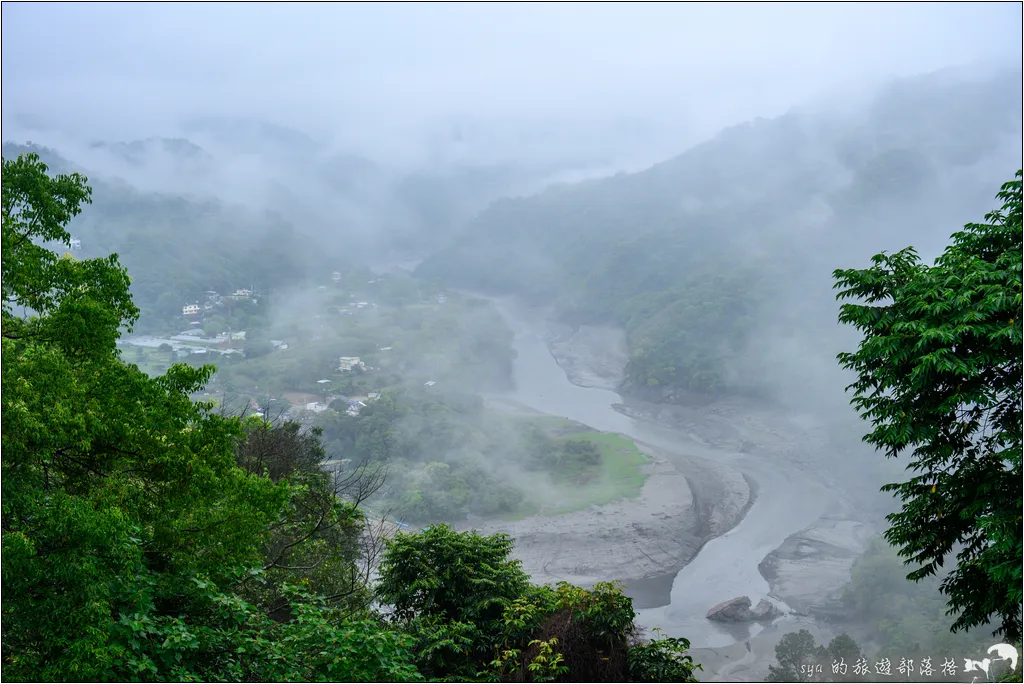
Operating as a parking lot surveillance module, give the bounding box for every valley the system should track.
[3,12,1020,678]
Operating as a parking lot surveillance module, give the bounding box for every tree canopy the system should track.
[0,152,417,682]
[834,170,1023,642]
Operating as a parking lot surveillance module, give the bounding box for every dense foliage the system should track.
[1,152,698,683]
[377,524,701,683]
[765,630,862,683]
[767,607,1019,682]
[0,151,422,682]
[834,171,1023,642]
[839,537,1000,661]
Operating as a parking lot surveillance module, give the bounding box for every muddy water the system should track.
[491,298,834,649]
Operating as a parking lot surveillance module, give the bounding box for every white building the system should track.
[338,356,367,372]
[305,401,329,413]
[182,303,200,316]
[69,237,82,251]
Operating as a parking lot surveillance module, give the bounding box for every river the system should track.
[490,297,837,650]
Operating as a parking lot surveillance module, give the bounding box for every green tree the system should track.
[766,629,825,682]
[1,152,432,682]
[203,315,227,337]
[764,631,865,683]
[233,419,388,618]
[1,153,277,680]
[833,171,1023,641]
[376,525,701,682]
[244,337,274,359]
[377,524,530,626]
[824,634,861,673]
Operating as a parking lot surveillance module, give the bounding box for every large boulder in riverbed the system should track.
[750,599,783,622]
[706,596,753,622]
[706,596,784,622]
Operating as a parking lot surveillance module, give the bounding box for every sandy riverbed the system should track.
[540,314,887,678]
[546,322,629,391]
[456,404,752,590]
[453,296,889,680]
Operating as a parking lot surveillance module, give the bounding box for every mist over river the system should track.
[487,297,841,647]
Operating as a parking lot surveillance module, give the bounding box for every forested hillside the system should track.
[418,67,1023,399]
[0,131,618,336]
[1,152,702,682]
[0,142,363,333]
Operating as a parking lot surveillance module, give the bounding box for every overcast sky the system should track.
[2,2,1021,162]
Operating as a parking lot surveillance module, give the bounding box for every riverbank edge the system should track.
[458,398,754,591]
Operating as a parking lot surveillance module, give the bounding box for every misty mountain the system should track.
[4,113,638,266]
[418,66,1023,403]
[1,141,357,333]
[180,116,324,159]
[0,130,631,334]
[89,137,214,168]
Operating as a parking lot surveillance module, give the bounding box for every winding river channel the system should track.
[491,298,837,650]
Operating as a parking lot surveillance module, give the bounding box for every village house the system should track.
[182,303,200,316]
[338,356,367,372]
[69,237,82,251]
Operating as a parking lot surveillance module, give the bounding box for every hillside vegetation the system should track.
[1,142,354,334]
[1,151,701,682]
[418,67,1022,399]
